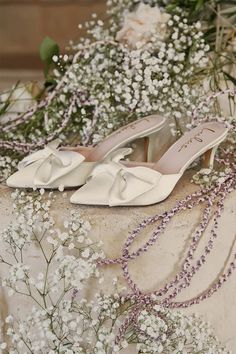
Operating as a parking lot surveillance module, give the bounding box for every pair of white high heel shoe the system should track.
[6,115,228,206]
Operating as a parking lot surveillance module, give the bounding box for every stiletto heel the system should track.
[142,131,160,162]
[201,145,218,169]
[147,131,159,162]
[143,136,149,162]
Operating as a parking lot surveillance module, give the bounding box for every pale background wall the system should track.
[0,0,106,69]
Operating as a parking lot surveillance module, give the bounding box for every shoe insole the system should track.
[85,114,165,162]
[154,122,228,175]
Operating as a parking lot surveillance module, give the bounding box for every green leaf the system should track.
[39,36,59,77]
[40,36,59,63]
[195,0,204,12]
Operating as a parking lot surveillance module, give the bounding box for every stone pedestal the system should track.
[0,174,236,352]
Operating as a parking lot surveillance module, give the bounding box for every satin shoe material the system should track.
[70,148,181,206]
[7,140,96,189]
[70,122,228,206]
[7,115,167,189]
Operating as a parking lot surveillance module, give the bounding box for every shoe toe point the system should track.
[6,171,33,189]
[6,173,20,188]
[70,190,87,205]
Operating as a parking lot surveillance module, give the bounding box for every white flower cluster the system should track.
[72,11,208,142]
[0,191,103,352]
[95,292,122,321]
[136,306,231,354]
[192,166,233,187]
[5,301,87,354]
[0,156,18,183]
[46,209,92,250]
[1,263,30,297]
[3,295,127,354]
[0,191,53,265]
[50,252,98,292]
[49,1,210,144]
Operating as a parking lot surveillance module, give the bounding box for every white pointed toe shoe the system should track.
[70,122,228,206]
[6,139,96,189]
[6,114,166,189]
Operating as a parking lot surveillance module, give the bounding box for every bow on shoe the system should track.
[18,139,86,186]
[88,148,162,206]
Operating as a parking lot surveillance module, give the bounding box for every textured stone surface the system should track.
[0,174,236,352]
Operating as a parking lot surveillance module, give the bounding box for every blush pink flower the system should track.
[116,3,170,49]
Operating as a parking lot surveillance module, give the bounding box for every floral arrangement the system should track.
[0,0,235,352]
[0,190,233,353]
[0,0,235,182]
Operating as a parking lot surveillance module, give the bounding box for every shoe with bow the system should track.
[70,122,228,206]
[6,114,166,189]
